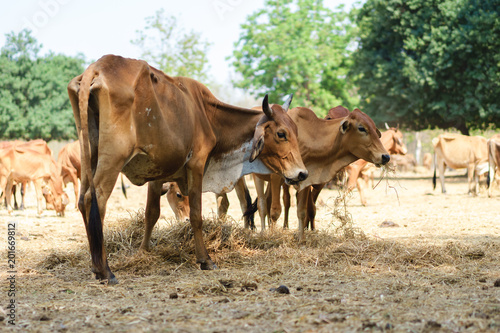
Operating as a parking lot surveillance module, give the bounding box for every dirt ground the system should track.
[1,169,499,332]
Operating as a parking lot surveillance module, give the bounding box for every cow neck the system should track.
[201,97,272,194]
[205,97,262,155]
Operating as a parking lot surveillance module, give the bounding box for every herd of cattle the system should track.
[1,55,500,284]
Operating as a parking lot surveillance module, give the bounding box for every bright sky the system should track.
[1,0,362,85]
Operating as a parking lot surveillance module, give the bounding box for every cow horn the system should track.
[282,93,293,112]
[262,94,273,118]
[385,122,390,130]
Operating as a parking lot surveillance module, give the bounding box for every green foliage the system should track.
[351,0,500,134]
[131,9,212,83]
[0,30,85,141]
[229,0,358,117]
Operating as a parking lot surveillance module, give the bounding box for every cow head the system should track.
[383,125,408,155]
[250,94,308,185]
[42,180,69,217]
[163,182,190,222]
[339,108,390,167]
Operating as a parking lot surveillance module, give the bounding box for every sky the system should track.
[1,0,362,86]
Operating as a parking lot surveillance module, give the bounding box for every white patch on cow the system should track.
[203,140,271,194]
[148,123,152,127]
[146,108,152,116]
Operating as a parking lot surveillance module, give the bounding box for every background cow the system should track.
[487,134,500,197]
[433,133,488,195]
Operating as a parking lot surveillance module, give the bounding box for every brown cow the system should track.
[57,140,81,209]
[432,133,488,194]
[254,106,390,240]
[0,147,68,216]
[423,152,433,170]
[487,134,500,197]
[0,139,54,210]
[68,55,307,283]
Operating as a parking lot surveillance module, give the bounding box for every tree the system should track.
[0,30,85,141]
[351,0,500,134]
[131,9,212,83]
[230,0,358,116]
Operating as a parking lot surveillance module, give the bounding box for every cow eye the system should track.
[277,131,287,139]
[358,126,367,133]
[176,192,183,199]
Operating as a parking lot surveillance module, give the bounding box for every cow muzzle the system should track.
[375,154,391,167]
[285,170,308,185]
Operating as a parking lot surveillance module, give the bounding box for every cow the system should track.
[162,182,190,222]
[254,105,391,240]
[0,147,69,216]
[57,140,81,209]
[0,139,54,210]
[68,55,308,284]
[253,105,353,231]
[423,152,433,170]
[487,134,500,197]
[432,133,488,195]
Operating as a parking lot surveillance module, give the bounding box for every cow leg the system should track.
[488,155,496,197]
[187,167,216,270]
[234,178,255,230]
[80,166,122,284]
[253,175,268,232]
[305,187,316,230]
[20,182,27,210]
[282,184,291,229]
[307,184,323,230]
[140,180,163,252]
[33,179,45,215]
[216,193,229,219]
[296,188,309,242]
[437,158,447,193]
[269,174,282,227]
[11,184,19,210]
[357,177,367,206]
[5,177,15,214]
[467,163,477,195]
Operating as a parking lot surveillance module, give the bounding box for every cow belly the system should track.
[121,154,180,186]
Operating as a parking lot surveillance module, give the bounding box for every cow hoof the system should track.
[107,276,119,285]
[200,260,218,270]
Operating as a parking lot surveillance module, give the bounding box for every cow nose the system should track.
[298,171,308,181]
[381,154,391,165]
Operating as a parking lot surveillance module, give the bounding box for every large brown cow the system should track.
[432,133,488,194]
[0,147,68,216]
[57,140,81,209]
[487,134,500,197]
[254,106,390,240]
[68,55,307,284]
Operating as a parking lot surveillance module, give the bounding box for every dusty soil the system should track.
[1,170,499,332]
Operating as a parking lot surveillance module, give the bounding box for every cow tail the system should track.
[243,198,258,231]
[121,174,127,199]
[78,68,104,270]
[243,187,256,230]
[432,151,437,190]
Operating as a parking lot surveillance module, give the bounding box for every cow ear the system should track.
[250,127,265,162]
[262,94,273,119]
[282,93,293,112]
[377,128,382,138]
[340,119,350,134]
